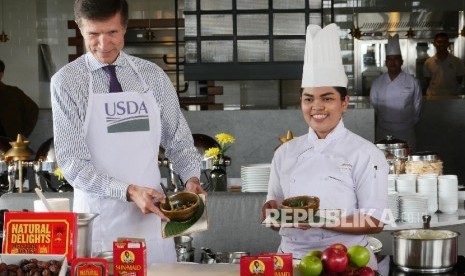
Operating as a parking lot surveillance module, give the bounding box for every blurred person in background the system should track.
[370,34,422,152]
[0,59,39,140]
[423,32,464,97]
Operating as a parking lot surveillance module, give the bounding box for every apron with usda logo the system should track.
[279,135,377,269]
[73,53,176,264]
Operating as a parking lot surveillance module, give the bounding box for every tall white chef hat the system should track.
[386,34,402,56]
[301,23,347,88]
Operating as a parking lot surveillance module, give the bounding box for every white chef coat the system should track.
[370,71,422,150]
[73,53,176,264]
[266,120,389,265]
[423,54,465,96]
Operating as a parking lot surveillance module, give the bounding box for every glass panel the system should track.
[201,15,233,36]
[200,0,232,10]
[309,0,322,9]
[273,39,305,61]
[237,0,268,9]
[273,0,305,9]
[184,0,197,11]
[201,41,233,62]
[237,15,269,36]
[184,15,197,37]
[185,41,198,63]
[273,13,306,35]
[309,13,321,25]
[238,40,269,62]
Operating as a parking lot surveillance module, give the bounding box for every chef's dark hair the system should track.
[0,60,4,73]
[74,0,129,28]
[300,86,348,100]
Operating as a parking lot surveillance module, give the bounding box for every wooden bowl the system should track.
[160,192,200,222]
[281,195,320,215]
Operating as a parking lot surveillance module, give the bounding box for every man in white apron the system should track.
[51,0,204,264]
[262,24,389,270]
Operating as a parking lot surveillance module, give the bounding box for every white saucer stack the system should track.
[241,163,271,192]
[388,191,400,221]
[398,194,428,223]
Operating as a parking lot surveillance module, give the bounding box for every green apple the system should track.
[306,250,323,259]
[347,245,370,268]
[299,255,323,276]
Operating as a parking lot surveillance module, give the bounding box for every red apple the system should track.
[358,266,375,276]
[329,243,348,254]
[321,247,349,273]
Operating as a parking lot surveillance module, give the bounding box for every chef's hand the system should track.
[185,177,207,195]
[262,200,280,231]
[126,184,170,221]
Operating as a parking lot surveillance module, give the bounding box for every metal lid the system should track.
[375,135,408,150]
[408,151,440,161]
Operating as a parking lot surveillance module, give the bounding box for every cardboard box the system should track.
[2,212,78,263]
[240,256,274,276]
[0,254,68,276]
[260,253,293,276]
[113,239,146,276]
[71,257,109,276]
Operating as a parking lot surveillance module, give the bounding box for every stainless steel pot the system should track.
[392,215,460,273]
[375,135,409,174]
[77,213,99,257]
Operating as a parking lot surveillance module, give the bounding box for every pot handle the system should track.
[422,214,431,229]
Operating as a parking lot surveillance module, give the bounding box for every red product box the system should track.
[240,256,274,276]
[113,239,146,276]
[260,253,293,276]
[71,257,109,276]
[2,212,78,263]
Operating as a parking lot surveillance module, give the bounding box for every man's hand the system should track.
[185,177,207,195]
[127,184,170,221]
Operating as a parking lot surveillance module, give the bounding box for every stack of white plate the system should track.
[388,192,400,221]
[241,163,271,192]
[398,194,428,223]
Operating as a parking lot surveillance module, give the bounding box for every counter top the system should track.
[148,256,465,276]
[384,204,465,231]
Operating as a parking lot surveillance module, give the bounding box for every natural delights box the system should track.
[2,212,78,262]
[113,238,146,276]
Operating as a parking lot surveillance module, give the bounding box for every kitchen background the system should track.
[2,0,465,181]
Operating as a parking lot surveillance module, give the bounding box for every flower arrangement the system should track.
[54,168,65,181]
[204,133,235,160]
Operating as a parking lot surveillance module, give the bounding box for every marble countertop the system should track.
[384,204,465,231]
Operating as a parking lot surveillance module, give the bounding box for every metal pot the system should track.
[375,135,409,158]
[77,213,99,257]
[174,235,193,251]
[375,135,409,174]
[392,215,460,273]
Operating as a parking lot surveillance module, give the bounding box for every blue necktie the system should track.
[103,65,123,93]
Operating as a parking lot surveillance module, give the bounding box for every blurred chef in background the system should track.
[262,23,388,270]
[370,34,422,151]
[423,32,465,97]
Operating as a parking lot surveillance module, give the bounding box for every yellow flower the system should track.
[205,147,221,158]
[215,133,235,155]
[215,133,235,145]
[54,168,64,181]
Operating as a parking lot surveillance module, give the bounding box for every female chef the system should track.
[262,24,389,269]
